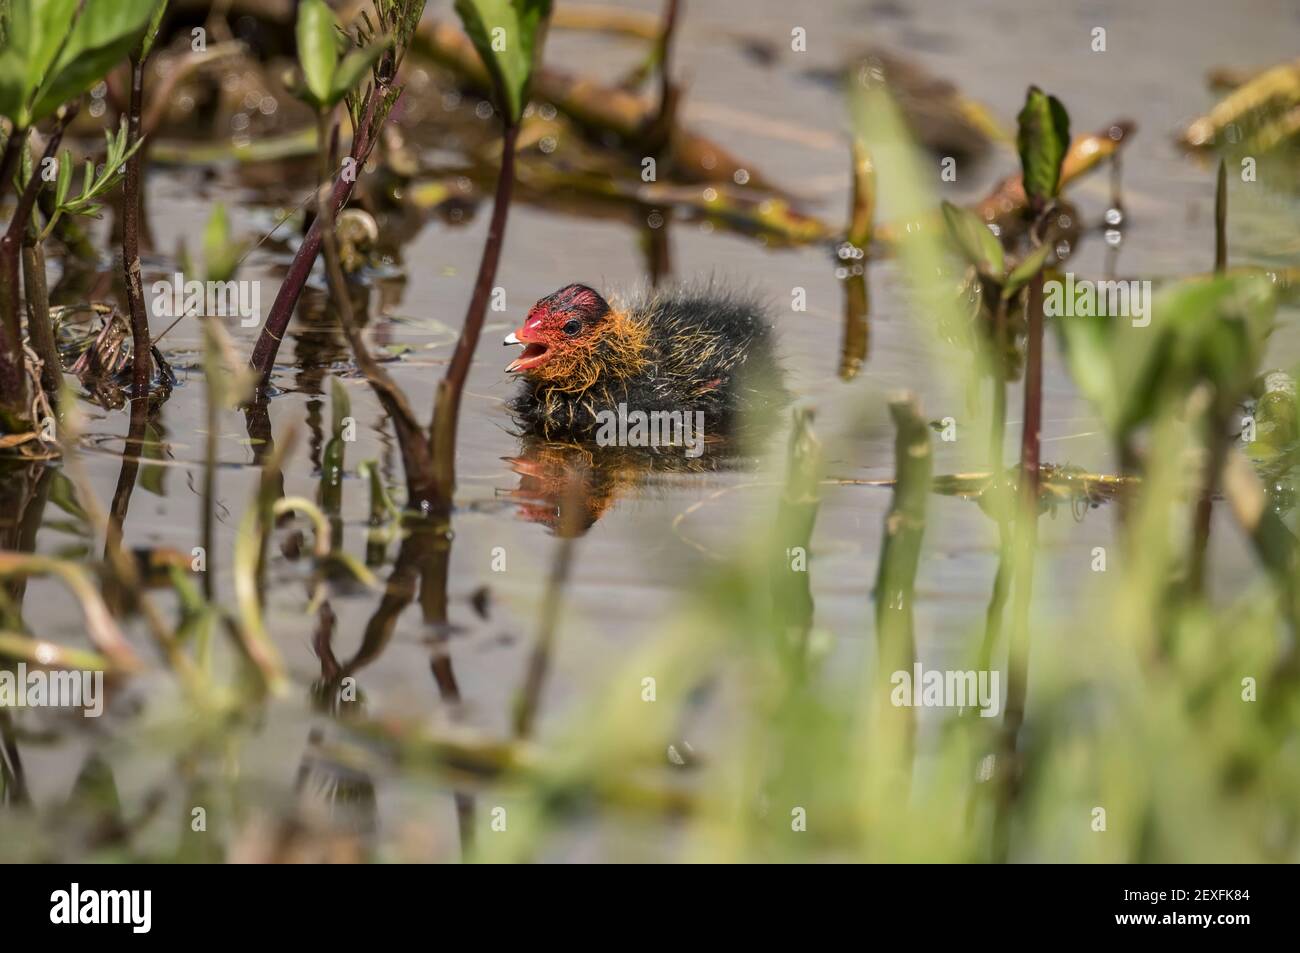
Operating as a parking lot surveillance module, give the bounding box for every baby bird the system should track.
[504,283,783,440]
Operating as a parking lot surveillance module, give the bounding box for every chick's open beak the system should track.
[504,323,550,373]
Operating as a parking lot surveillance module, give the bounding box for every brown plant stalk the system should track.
[0,105,78,429]
[122,52,152,398]
[427,120,521,513]
[248,87,384,388]
[314,115,436,506]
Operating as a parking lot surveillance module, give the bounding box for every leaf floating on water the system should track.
[1180,58,1300,151]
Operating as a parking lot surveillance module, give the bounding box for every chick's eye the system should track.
[562,319,582,336]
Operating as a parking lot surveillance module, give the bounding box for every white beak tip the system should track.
[504,331,521,346]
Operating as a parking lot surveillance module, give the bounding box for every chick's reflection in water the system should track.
[504,437,744,536]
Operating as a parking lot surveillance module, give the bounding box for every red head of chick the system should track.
[504,282,784,440]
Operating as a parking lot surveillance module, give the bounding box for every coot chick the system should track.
[504,283,784,440]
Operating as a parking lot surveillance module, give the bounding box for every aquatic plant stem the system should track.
[233,425,293,694]
[248,87,383,389]
[1189,428,1229,595]
[105,399,151,588]
[22,234,60,396]
[64,400,200,694]
[838,271,869,380]
[0,131,22,207]
[980,538,1011,678]
[642,211,672,287]
[655,0,681,129]
[995,270,1046,861]
[989,296,1009,471]
[0,107,75,430]
[202,328,218,602]
[1019,275,1044,508]
[1214,157,1227,274]
[874,395,930,773]
[348,515,473,852]
[103,399,187,671]
[123,52,152,399]
[428,120,520,513]
[839,141,874,379]
[774,405,822,664]
[513,474,583,738]
[0,466,51,610]
[978,295,1011,670]
[313,113,434,506]
[1188,159,1230,593]
[0,553,141,671]
[847,138,875,249]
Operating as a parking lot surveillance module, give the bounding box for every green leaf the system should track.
[202,202,240,283]
[1055,311,1121,431]
[454,0,552,123]
[139,0,169,60]
[296,0,340,108]
[0,0,68,123]
[940,200,1003,279]
[54,146,71,206]
[48,118,143,230]
[105,122,121,161]
[1016,86,1070,211]
[1060,274,1277,440]
[15,0,80,108]
[0,46,27,121]
[332,39,389,101]
[1002,242,1052,299]
[29,0,160,125]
